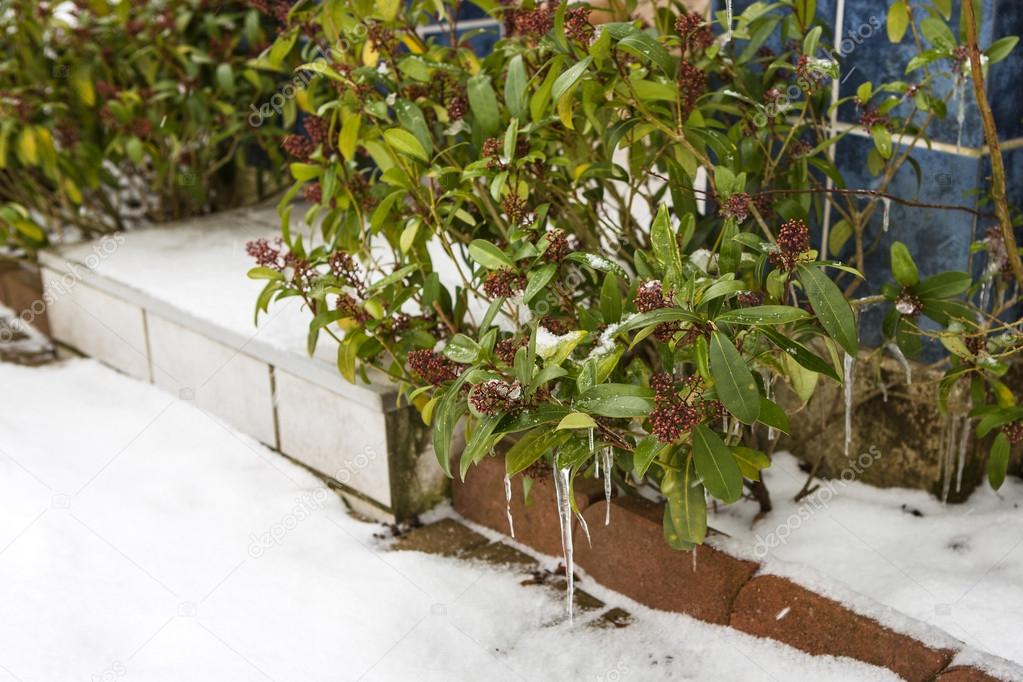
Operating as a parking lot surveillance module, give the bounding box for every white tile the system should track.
[42,269,150,381]
[146,314,277,446]
[274,370,392,508]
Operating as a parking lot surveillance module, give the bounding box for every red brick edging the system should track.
[453,455,1015,681]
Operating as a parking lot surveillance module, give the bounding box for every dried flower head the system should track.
[1004,421,1023,445]
[565,7,594,44]
[282,134,313,161]
[895,290,923,317]
[543,230,569,262]
[677,60,706,120]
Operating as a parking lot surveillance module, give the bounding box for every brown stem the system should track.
[963,2,1023,289]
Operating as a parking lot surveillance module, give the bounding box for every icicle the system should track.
[955,416,971,494]
[881,197,891,233]
[941,415,957,503]
[588,428,595,454]
[843,353,855,458]
[955,78,966,153]
[692,545,698,572]
[552,456,574,624]
[886,342,912,385]
[761,370,776,442]
[602,447,613,526]
[503,473,515,538]
[723,0,734,45]
[880,379,889,403]
[977,279,992,322]
[576,512,592,548]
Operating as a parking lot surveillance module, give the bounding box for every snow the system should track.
[0,358,901,682]
[711,452,1023,675]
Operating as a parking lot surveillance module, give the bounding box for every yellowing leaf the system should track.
[362,41,379,67]
[338,113,360,161]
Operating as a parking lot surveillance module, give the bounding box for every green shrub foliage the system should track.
[248,0,1022,544]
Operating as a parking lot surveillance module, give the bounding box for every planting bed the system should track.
[36,207,445,522]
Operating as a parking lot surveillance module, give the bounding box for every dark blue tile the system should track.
[989,0,1023,140]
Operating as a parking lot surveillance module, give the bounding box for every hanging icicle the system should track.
[941,415,957,503]
[843,353,855,458]
[955,77,966,153]
[886,342,912,385]
[955,415,971,494]
[602,447,613,526]
[576,512,592,548]
[503,473,515,538]
[552,456,575,624]
[881,197,891,233]
[723,0,734,44]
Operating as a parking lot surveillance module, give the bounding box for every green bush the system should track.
[249,0,1022,545]
[0,0,297,254]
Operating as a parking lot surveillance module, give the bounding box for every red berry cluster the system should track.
[482,137,504,170]
[246,238,285,270]
[336,293,368,323]
[720,192,752,222]
[448,94,468,121]
[543,230,569,262]
[737,291,764,308]
[304,116,333,151]
[483,268,526,298]
[303,182,322,205]
[495,336,527,365]
[408,349,463,386]
[329,251,367,297]
[769,219,811,271]
[565,7,594,45]
[676,61,706,120]
[282,134,313,161]
[634,280,681,341]
[501,194,528,225]
[540,315,572,336]
[469,380,524,415]
[1003,421,1023,445]
[859,108,891,131]
[507,3,554,38]
[649,373,702,443]
[674,12,713,54]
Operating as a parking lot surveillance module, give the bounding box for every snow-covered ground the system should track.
[0,359,898,682]
[712,452,1023,672]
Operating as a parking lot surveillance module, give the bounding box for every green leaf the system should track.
[661,454,706,544]
[732,446,771,481]
[337,330,366,383]
[468,73,500,136]
[600,273,622,324]
[433,372,471,477]
[887,0,910,43]
[383,128,429,163]
[556,412,598,430]
[988,432,1010,490]
[633,437,666,478]
[524,262,558,303]
[216,63,236,95]
[691,424,743,503]
[715,306,811,326]
[505,55,528,119]
[468,239,514,269]
[575,384,654,418]
[915,271,971,299]
[650,204,682,282]
[551,56,592,102]
[758,398,790,434]
[530,56,564,122]
[617,31,673,74]
[890,241,919,286]
[987,36,1019,64]
[871,125,893,159]
[460,415,502,480]
[506,429,571,475]
[615,308,698,336]
[796,264,859,356]
[443,334,481,363]
[709,331,761,425]
[921,16,956,51]
[760,327,841,382]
